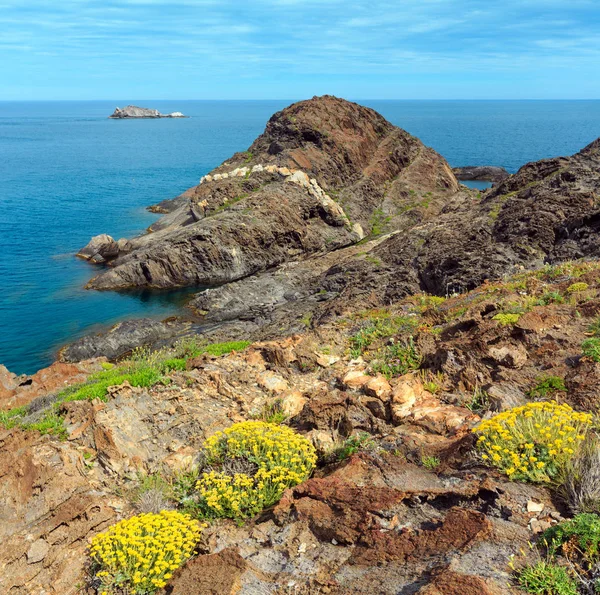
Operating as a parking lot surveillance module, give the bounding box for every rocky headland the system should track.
[3,96,600,594]
[109,105,186,119]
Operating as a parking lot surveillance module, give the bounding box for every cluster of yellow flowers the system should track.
[197,420,317,519]
[474,401,592,482]
[89,510,204,594]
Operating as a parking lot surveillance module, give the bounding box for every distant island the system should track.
[109,105,186,119]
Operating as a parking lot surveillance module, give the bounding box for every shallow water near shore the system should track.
[1,99,599,374]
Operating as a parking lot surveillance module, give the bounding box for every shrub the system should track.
[89,510,203,594]
[493,312,521,326]
[582,337,600,362]
[516,560,577,595]
[193,421,316,519]
[567,282,589,293]
[558,435,600,514]
[474,401,592,482]
[527,376,566,399]
[543,513,600,563]
[537,291,564,305]
[370,337,421,379]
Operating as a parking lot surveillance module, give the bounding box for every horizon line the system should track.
[1,98,600,103]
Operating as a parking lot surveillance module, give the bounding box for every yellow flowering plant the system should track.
[89,510,204,594]
[474,401,592,483]
[195,420,317,519]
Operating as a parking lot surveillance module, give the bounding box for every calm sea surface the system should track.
[1,100,599,374]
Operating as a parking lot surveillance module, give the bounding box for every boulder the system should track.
[76,233,119,263]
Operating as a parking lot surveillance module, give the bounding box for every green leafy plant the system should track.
[421,455,440,470]
[331,432,376,462]
[527,376,566,399]
[251,399,288,424]
[202,340,251,357]
[537,291,564,306]
[370,337,422,379]
[543,513,600,562]
[466,387,489,413]
[516,560,577,595]
[582,337,600,362]
[588,316,600,337]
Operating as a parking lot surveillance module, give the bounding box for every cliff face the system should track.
[82,96,459,290]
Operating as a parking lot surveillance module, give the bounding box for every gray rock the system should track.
[453,166,510,183]
[76,234,119,263]
[27,539,49,564]
[60,318,185,362]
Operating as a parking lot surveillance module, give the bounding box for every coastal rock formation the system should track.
[82,96,459,290]
[109,105,186,118]
[322,135,600,305]
[453,165,510,183]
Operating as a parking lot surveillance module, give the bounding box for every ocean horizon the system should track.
[2,99,600,375]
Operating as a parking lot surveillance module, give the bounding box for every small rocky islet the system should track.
[3,95,600,594]
[109,105,186,118]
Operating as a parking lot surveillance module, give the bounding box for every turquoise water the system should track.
[1,100,599,374]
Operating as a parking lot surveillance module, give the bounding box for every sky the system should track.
[1,0,599,100]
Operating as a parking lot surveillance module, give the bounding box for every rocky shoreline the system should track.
[3,96,600,594]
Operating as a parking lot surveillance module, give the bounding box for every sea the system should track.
[1,100,599,375]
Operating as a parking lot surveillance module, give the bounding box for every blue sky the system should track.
[1,0,599,100]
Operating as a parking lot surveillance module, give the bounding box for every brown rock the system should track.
[488,344,528,369]
[342,369,372,390]
[364,375,392,400]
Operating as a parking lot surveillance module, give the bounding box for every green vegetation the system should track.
[202,340,251,357]
[0,338,252,439]
[516,560,577,595]
[370,337,422,379]
[537,291,564,305]
[243,151,253,163]
[588,315,600,336]
[466,388,489,413]
[251,399,287,425]
[544,513,600,562]
[349,313,418,358]
[492,312,521,326]
[567,282,589,293]
[582,337,600,362]
[330,432,376,462]
[421,455,440,470]
[527,375,566,399]
[368,208,392,237]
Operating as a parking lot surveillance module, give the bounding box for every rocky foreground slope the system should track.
[3,97,600,594]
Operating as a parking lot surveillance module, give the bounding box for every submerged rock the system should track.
[109,105,186,119]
